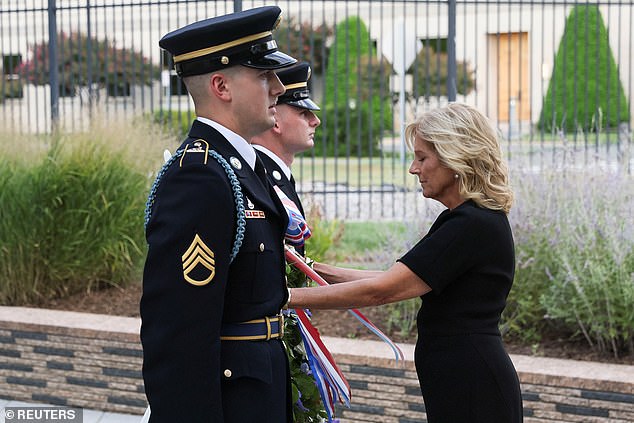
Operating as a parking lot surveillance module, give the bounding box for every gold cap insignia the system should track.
[182,234,215,286]
[221,56,229,65]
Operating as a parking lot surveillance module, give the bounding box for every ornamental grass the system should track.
[0,117,176,305]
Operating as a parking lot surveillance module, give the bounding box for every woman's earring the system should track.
[454,174,459,179]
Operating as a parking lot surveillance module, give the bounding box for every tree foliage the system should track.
[408,45,475,99]
[16,31,159,95]
[274,17,333,74]
[0,78,23,103]
[322,16,393,157]
[538,5,629,133]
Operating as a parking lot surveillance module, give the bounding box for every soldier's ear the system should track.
[210,73,231,101]
[272,120,282,135]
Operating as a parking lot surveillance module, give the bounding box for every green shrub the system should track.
[504,171,634,357]
[152,109,194,139]
[322,17,393,157]
[0,77,24,102]
[503,174,560,343]
[384,297,421,337]
[274,16,333,74]
[304,207,344,262]
[0,119,175,305]
[16,31,160,94]
[408,46,476,99]
[538,5,630,133]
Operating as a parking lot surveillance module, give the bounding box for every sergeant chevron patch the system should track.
[182,234,215,286]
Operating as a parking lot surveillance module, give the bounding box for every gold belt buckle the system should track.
[278,314,284,338]
[264,316,272,340]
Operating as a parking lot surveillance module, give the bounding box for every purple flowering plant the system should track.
[506,168,634,357]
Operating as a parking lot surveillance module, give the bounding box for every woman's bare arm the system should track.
[312,261,383,284]
[289,262,432,310]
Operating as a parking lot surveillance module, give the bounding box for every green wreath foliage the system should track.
[283,256,328,422]
[282,211,344,421]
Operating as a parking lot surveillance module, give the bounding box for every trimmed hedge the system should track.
[321,16,393,157]
[539,5,629,133]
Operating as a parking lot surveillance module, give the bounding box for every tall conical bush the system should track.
[321,16,393,157]
[538,5,629,133]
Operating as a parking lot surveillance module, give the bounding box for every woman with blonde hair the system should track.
[287,103,523,422]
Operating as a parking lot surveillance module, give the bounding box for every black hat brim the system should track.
[284,98,320,111]
[243,51,297,70]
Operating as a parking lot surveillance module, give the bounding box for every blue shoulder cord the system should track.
[144,149,246,263]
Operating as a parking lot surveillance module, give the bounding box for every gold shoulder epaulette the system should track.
[179,139,210,167]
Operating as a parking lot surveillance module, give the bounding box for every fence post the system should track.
[447,0,457,102]
[233,1,242,12]
[86,0,94,120]
[47,0,59,131]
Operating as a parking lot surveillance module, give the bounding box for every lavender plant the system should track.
[508,170,634,357]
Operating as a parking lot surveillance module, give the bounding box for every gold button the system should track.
[224,369,232,378]
[259,243,265,252]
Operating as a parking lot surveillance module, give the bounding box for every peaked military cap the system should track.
[159,6,296,77]
[276,62,320,111]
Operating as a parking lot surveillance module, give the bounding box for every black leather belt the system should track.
[220,315,284,341]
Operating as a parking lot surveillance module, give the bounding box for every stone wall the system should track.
[1,307,633,422]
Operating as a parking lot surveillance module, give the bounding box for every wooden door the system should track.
[497,32,530,121]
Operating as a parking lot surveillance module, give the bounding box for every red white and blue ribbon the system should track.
[293,308,350,421]
[285,247,405,363]
[274,185,311,247]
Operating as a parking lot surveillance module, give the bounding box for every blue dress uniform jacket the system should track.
[141,120,292,422]
[257,152,306,256]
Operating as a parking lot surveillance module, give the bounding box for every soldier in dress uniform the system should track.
[251,62,321,256]
[140,6,296,422]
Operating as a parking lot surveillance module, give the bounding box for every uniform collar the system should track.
[196,117,257,170]
[252,144,292,180]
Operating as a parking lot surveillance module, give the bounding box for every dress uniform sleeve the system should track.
[141,161,236,422]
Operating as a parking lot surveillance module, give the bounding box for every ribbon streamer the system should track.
[285,246,405,363]
[293,308,351,421]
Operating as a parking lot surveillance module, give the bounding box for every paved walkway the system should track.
[0,399,140,423]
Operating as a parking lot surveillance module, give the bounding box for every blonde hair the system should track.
[405,103,514,213]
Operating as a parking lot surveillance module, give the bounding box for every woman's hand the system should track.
[313,261,383,284]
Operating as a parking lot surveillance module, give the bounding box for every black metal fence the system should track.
[1,1,632,219]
